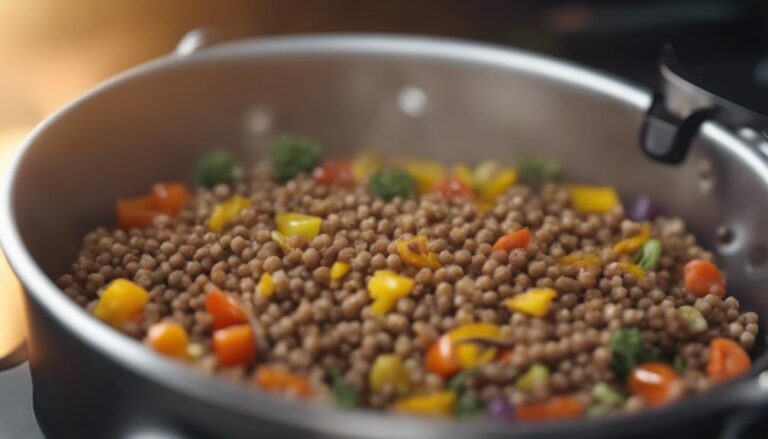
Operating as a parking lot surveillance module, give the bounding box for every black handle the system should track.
[640,44,768,164]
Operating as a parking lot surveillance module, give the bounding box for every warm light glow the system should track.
[0,127,30,367]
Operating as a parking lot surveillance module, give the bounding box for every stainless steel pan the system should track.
[2,33,768,438]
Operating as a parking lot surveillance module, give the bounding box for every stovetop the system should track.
[0,362,44,439]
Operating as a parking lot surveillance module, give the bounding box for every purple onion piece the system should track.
[487,397,514,421]
[627,196,664,222]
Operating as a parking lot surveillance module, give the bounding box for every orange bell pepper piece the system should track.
[684,259,725,298]
[205,288,248,330]
[255,366,311,397]
[213,324,255,367]
[707,337,751,383]
[516,395,585,421]
[492,228,532,252]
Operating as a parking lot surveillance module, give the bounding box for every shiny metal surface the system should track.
[2,34,768,438]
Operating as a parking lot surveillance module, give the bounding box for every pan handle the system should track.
[175,27,220,57]
[640,45,768,165]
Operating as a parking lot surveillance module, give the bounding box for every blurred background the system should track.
[1,0,767,371]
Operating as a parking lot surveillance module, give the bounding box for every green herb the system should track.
[633,239,662,271]
[514,363,550,392]
[270,134,324,183]
[673,356,687,375]
[369,168,417,200]
[448,368,478,392]
[195,150,241,187]
[516,155,563,185]
[328,370,358,409]
[610,328,660,379]
[455,393,483,419]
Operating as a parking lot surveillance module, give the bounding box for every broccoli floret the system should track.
[516,155,563,186]
[195,150,241,187]
[270,134,324,183]
[369,168,417,200]
[610,328,660,379]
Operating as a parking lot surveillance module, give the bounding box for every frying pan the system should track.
[2,33,768,438]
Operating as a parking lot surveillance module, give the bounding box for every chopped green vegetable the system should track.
[588,382,626,417]
[369,168,417,200]
[516,155,563,185]
[270,134,324,183]
[328,369,358,409]
[587,404,610,417]
[514,363,550,392]
[195,150,241,187]
[591,382,626,407]
[447,368,478,392]
[610,328,660,379]
[633,239,662,271]
[673,356,687,375]
[676,305,708,335]
[455,392,483,419]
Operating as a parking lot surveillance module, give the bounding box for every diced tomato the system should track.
[150,182,190,216]
[492,228,532,253]
[117,196,159,230]
[497,348,514,365]
[627,362,683,406]
[516,395,585,421]
[425,334,461,378]
[434,178,474,200]
[205,288,248,330]
[707,337,751,383]
[312,160,354,187]
[255,366,311,397]
[213,324,255,367]
[683,259,725,297]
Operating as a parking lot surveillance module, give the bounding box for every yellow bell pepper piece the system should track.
[394,391,457,416]
[448,323,501,369]
[368,270,415,316]
[275,213,323,241]
[369,354,411,396]
[209,196,252,232]
[396,236,441,269]
[619,262,645,279]
[613,223,651,254]
[270,230,293,253]
[351,150,380,182]
[514,363,550,391]
[402,160,445,193]
[93,278,149,326]
[471,160,501,187]
[330,261,351,280]
[505,288,558,318]
[559,253,602,269]
[567,185,620,213]
[452,164,473,187]
[257,273,275,298]
[477,168,517,202]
